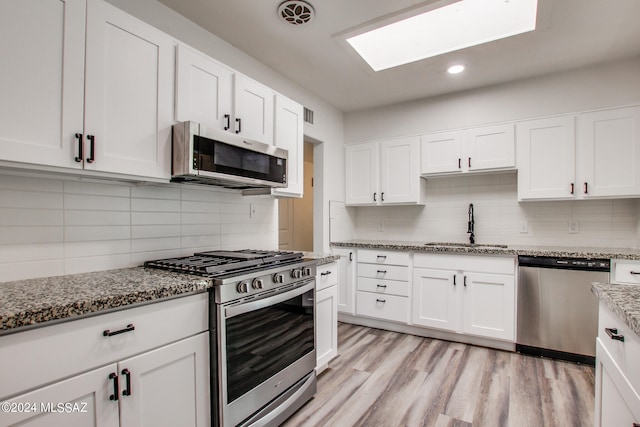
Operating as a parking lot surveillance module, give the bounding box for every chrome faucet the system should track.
[467,203,475,244]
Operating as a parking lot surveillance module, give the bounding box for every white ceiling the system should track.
[158,0,640,113]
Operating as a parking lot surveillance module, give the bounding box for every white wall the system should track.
[0,172,277,282]
[106,0,345,253]
[341,57,640,248]
[345,57,640,143]
[352,173,639,248]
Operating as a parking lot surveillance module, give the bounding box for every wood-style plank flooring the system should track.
[283,323,595,427]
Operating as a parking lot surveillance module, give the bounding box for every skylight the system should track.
[346,0,538,72]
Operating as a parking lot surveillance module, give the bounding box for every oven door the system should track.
[218,279,316,427]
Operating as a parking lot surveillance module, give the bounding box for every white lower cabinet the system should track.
[333,248,357,315]
[0,294,210,427]
[315,262,338,373]
[412,254,516,341]
[594,303,640,427]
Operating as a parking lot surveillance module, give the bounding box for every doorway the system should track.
[279,140,314,251]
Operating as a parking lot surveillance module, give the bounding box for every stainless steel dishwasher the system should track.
[516,256,610,364]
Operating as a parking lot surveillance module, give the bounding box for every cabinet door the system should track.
[118,333,210,427]
[233,75,274,144]
[464,124,515,172]
[0,0,85,169]
[84,0,174,179]
[517,116,576,200]
[334,248,356,314]
[345,142,379,205]
[0,364,119,427]
[272,94,304,197]
[380,136,421,204]
[412,268,459,332]
[579,106,640,198]
[175,44,233,132]
[462,272,515,341]
[420,130,463,174]
[594,339,640,427]
[316,285,338,373]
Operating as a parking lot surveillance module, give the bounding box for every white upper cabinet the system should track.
[518,106,640,201]
[84,0,174,179]
[175,44,233,132]
[0,0,86,170]
[233,75,275,145]
[578,105,640,198]
[420,124,515,175]
[517,116,576,200]
[346,137,422,206]
[464,124,515,172]
[272,94,304,198]
[0,0,173,180]
[345,142,379,205]
[420,130,462,174]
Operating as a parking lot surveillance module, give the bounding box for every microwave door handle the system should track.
[224,280,315,319]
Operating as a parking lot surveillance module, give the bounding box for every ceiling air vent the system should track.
[278,1,315,26]
[303,107,314,125]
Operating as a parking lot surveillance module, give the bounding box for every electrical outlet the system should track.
[519,221,528,234]
[569,220,579,234]
[377,221,384,232]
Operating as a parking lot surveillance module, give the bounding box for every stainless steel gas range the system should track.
[145,250,317,427]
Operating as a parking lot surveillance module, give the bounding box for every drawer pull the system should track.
[376,284,387,288]
[103,324,135,337]
[630,271,640,275]
[122,369,132,396]
[109,372,119,401]
[320,271,332,276]
[376,255,387,260]
[376,299,386,303]
[605,327,625,342]
[453,275,456,286]
[377,270,387,274]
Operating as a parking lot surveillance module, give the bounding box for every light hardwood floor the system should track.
[283,323,595,427]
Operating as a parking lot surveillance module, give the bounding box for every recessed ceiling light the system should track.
[345,0,538,72]
[447,64,465,74]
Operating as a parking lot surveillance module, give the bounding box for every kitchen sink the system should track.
[423,242,509,249]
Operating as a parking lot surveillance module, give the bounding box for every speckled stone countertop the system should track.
[592,283,640,337]
[302,252,340,265]
[331,240,640,260]
[0,254,340,334]
[0,268,211,334]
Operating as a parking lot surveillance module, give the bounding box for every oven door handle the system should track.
[224,280,315,319]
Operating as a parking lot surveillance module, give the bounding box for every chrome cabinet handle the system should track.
[605,327,625,342]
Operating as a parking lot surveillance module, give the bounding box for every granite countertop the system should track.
[0,255,339,334]
[592,282,640,337]
[331,239,640,260]
[0,268,211,334]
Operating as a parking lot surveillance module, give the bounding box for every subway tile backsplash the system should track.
[0,173,277,282]
[351,173,640,248]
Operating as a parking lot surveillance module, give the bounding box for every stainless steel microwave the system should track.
[171,121,287,189]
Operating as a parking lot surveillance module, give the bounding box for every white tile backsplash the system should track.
[352,173,640,248]
[0,173,278,282]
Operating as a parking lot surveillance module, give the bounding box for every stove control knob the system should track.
[291,269,302,279]
[303,267,312,277]
[237,281,249,293]
[252,278,264,289]
[273,273,285,284]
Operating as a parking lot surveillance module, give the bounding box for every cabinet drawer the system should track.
[0,293,208,399]
[598,303,640,393]
[358,263,409,282]
[358,249,410,266]
[356,291,409,323]
[357,277,409,297]
[611,260,640,285]
[316,262,338,291]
